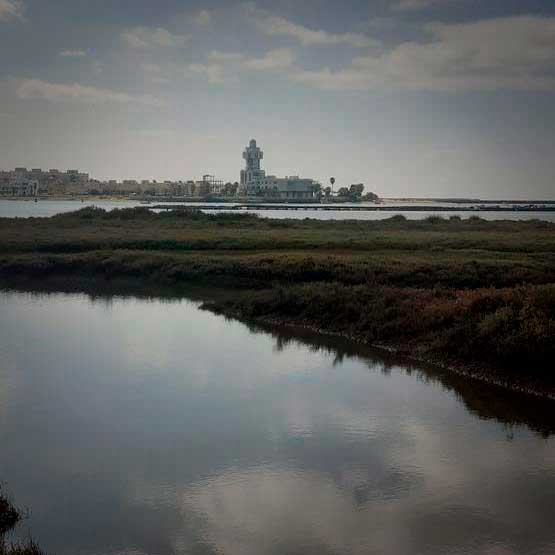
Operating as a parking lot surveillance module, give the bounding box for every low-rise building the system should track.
[0,167,91,194]
[0,175,39,196]
[247,175,316,199]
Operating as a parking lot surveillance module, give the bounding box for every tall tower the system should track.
[240,139,265,191]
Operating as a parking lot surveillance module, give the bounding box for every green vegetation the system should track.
[0,489,45,555]
[1,207,554,394]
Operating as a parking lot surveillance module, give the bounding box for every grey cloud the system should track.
[242,48,294,70]
[187,63,227,84]
[208,50,245,62]
[392,0,436,11]
[190,15,555,93]
[291,16,555,92]
[122,26,189,48]
[0,0,22,21]
[244,3,378,48]
[391,0,456,11]
[59,50,87,57]
[16,78,163,106]
[189,48,294,83]
[194,9,212,27]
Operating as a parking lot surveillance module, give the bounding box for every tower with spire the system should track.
[240,139,265,191]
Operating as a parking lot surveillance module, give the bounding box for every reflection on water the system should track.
[0,286,554,555]
[244,321,555,439]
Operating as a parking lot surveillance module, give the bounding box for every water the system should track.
[0,199,143,218]
[2,199,555,222]
[0,289,554,555]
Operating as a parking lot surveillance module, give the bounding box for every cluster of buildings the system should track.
[91,175,240,197]
[0,167,89,197]
[1,140,320,200]
[0,168,237,198]
[240,139,318,199]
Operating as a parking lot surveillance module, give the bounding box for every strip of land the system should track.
[1,207,553,396]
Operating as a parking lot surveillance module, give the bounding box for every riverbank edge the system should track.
[201,302,555,400]
[1,270,553,400]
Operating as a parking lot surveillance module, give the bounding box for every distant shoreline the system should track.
[2,195,555,206]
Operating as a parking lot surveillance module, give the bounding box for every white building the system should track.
[0,174,39,196]
[239,139,318,200]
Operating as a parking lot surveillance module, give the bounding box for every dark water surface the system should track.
[0,289,554,555]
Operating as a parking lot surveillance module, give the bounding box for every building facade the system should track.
[0,168,90,195]
[0,171,39,196]
[239,139,318,200]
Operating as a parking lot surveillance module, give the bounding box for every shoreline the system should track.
[1,274,552,400]
[202,305,555,400]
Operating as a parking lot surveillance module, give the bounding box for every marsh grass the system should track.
[205,283,555,383]
[1,207,554,389]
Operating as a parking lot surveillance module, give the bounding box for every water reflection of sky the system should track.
[0,290,554,555]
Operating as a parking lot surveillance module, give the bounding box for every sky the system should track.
[1,0,554,198]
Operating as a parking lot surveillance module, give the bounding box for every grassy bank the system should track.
[204,282,554,393]
[1,207,554,394]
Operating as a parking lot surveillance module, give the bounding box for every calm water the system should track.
[2,199,555,222]
[0,289,554,555]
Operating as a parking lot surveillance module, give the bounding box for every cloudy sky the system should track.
[1,0,554,198]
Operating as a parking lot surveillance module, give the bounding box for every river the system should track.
[2,198,555,222]
[0,288,553,555]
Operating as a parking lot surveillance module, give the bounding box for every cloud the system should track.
[122,26,189,48]
[391,0,457,11]
[0,0,22,20]
[141,63,171,84]
[183,467,364,555]
[242,48,294,70]
[141,63,162,73]
[187,64,226,84]
[391,0,436,10]
[292,16,555,92]
[186,15,555,93]
[191,51,245,83]
[190,49,294,83]
[208,50,245,63]
[16,79,163,106]
[194,9,212,27]
[245,4,378,48]
[59,49,87,57]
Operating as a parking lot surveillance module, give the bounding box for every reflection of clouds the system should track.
[393,418,555,554]
[183,466,370,555]
[2,290,555,555]
[282,384,381,440]
[181,456,555,555]
[182,464,533,555]
[401,417,555,494]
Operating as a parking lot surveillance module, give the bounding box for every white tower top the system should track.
[243,139,263,171]
[240,139,265,188]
